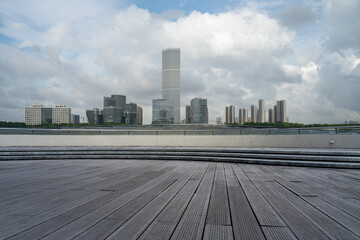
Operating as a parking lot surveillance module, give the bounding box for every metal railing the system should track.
[1,127,359,135]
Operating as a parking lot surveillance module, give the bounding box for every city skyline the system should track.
[1,1,359,124]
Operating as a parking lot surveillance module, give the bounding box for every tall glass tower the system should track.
[162,48,180,124]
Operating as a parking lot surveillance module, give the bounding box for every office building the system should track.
[239,108,248,125]
[268,108,274,123]
[42,107,52,124]
[225,105,235,124]
[103,107,123,123]
[52,105,71,124]
[124,103,137,124]
[275,100,287,123]
[152,99,174,124]
[186,105,191,124]
[251,105,258,123]
[25,104,44,125]
[104,95,126,109]
[258,99,265,123]
[162,48,180,124]
[86,108,103,124]
[136,106,143,125]
[71,114,80,124]
[190,98,208,124]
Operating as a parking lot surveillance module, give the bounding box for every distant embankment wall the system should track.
[1,135,359,149]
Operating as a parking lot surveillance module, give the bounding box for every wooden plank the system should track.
[206,163,231,226]
[242,168,329,240]
[266,181,359,239]
[226,164,265,239]
[170,163,216,240]
[137,163,209,240]
[203,225,233,240]
[104,162,202,240]
[230,165,286,227]
[6,161,182,240]
[262,226,297,240]
[302,196,360,237]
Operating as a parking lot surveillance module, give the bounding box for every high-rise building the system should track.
[86,108,103,124]
[268,108,274,123]
[124,103,137,124]
[103,107,123,123]
[239,108,248,125]
[52,105,71,124]
[225,105,235,124]
[186,105,191,124]
[162,48,180,124]
[25,104,43,125]
[275,100,287,123]
[136,106,143,125]
[258,99,265,123]
[152,99,174,124]
[251,105,258,123]
[104,95,126,109]
[190,98,208,124]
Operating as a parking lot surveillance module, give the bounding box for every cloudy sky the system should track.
[0,0,359,124]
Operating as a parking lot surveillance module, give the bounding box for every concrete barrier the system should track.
[1,134,359,148]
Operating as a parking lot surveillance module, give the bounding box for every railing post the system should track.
[268,130,271,135]
[32,130,34,135]
[156,131,158,135]
[212,131,214,135]
[184,131,186,135]
[240,130,242,135]
[298,129,301,135]
[335,128,338,134]
[128,131,130,135]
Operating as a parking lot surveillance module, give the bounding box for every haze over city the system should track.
[0,0,359,124]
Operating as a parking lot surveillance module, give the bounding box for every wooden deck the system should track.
[0,159,359,239]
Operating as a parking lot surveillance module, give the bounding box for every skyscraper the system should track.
[268,108,274,123]
[275,100,287,123]
[239,108,248,125]
[162,48,180,124]
[258,99,265,123]
[190,98,208,124]
[251,105,258,123]
[136,106,143,125]
[225,105,235,124]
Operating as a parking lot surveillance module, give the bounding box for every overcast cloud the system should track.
[0,0,359,124]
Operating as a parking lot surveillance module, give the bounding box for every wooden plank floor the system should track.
[0,160,359,239]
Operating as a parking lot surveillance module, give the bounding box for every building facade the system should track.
[152,99,174,124]
[25,104,43,125]
[103,107,123,123]
[186,105,191,124]
[251,105,258,123]
[162,48,180,124]
[52,105,71,124]
[190,98,208,124]
[136,106,143,125]
[268,108,274,123]
[86,108,103,124]
[239,108,248,125]
[225,105,235,124]
[258,99,265,123]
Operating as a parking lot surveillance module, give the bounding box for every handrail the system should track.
[0,127,360,135]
